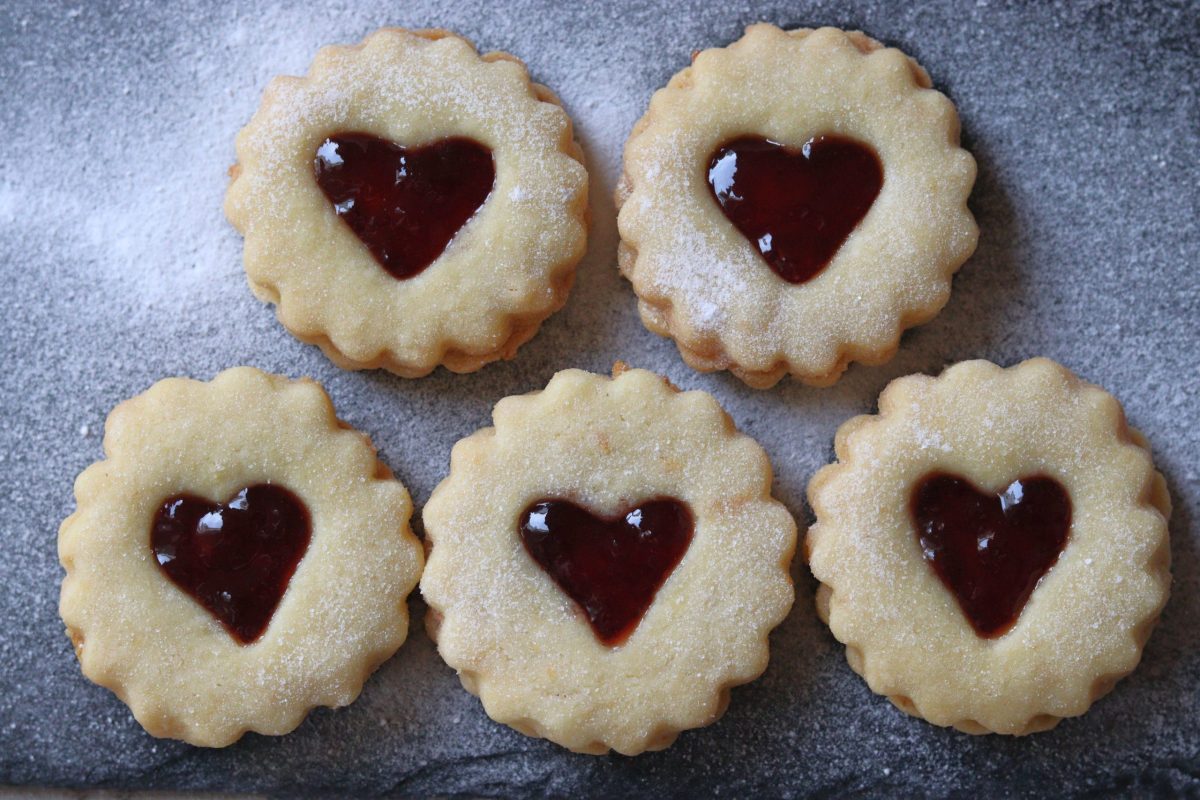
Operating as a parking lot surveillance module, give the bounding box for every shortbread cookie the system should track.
[806,358,1171,734]
[225,28,588,377]
[58,368,424,746]
[617,25,978,388]
[421,365,796,754]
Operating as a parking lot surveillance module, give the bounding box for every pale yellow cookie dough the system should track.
[617,24,977,388]
[226,28,588,377]
[58,367,424,747]
[421,366,797,754]
[806,358,1171,734]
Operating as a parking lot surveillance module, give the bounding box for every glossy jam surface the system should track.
[518,497,694,646]
[706,135,883,284]
[910,472,1072,638]
[314,133,495,280]
[150,484,311,644]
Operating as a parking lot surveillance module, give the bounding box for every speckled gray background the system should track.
[1,0,1197,797]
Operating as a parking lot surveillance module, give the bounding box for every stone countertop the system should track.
[1,0,1197,796]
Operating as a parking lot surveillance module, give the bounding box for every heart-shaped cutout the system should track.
[151,484,311,644]
[910,472,1072,638]
[519,497,694,646]
[314,133,495,280]
[707,135,883,284]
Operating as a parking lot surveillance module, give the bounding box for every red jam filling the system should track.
[518,497,693,646]
[706,135,883,284]
[150,483,311,644]
[910,472,1071,638]
[314,133,495,280]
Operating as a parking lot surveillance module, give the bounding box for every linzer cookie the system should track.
[225,28,588,377]
[420,365,796,754]
[58,368,424,746]
[806,358,1171,734]
[616,25,978,387]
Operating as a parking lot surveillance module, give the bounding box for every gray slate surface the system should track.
[1,0,1197,797]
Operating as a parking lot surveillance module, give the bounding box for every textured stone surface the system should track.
[1,0,1197,796]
